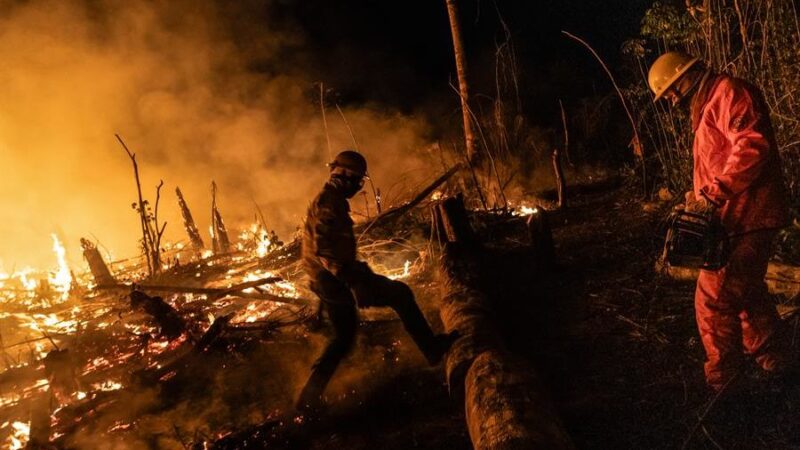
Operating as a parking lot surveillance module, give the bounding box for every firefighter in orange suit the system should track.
[649,52,791,390]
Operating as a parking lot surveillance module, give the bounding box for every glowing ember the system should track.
[509,201,541,217]
[3,421,30,450]
[388,260,413,280]
[92,380,124,392]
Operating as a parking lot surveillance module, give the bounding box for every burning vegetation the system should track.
[0,153,551,448]
[4,0,800,449]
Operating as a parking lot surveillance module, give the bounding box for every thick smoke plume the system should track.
[0,0,435,269]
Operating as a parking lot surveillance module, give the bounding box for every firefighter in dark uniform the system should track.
[296,150,456,412]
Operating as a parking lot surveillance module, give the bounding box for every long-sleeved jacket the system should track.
[690,74,789,235]
[302,180,359,282]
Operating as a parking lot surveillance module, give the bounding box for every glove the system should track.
[684,191,714,214]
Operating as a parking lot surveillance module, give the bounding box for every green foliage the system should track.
[640,1,699,45]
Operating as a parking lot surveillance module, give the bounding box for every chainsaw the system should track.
[662,206,729,270]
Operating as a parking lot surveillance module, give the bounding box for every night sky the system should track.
[258,0,653,124]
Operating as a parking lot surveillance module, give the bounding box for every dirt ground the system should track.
[262,183,800,450]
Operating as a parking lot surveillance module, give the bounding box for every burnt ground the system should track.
[250,182,800,450]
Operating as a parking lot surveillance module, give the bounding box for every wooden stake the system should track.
[552,148,567,209]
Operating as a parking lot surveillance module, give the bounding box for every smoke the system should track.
[0,0,436,270]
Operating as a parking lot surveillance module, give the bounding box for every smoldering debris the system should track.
[0,163,498,448]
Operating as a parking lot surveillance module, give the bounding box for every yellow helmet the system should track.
[648,51,700,101]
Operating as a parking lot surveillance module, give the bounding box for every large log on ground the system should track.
[466,350,574,450]
[439,243,502,388]
[656,259,800,298]
[434,195,573,449]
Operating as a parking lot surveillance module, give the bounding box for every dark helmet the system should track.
[328,150,368,178]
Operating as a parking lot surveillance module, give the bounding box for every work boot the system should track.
[424,331,460,366]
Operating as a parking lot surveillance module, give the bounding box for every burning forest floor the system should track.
[2,178,800,449]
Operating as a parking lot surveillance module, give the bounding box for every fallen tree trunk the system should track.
[95,276,282,296]
[434,195,573,450]
[466,351,574,450]
[656,259,800,298]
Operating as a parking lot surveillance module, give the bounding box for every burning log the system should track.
[360,163,462,235]
[175,187,205,252]
[80,238,115,286]
[97,276,284,297]
[133,314,231,385]
[211,181,232,254]
[130,291,186,340]
[434,195,573,450]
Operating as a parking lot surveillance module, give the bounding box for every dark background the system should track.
[258,0,652,125]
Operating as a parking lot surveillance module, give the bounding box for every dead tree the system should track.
[445,0,478,164]
[551,148,567,209]
[210,181,231,254]
[433,195,573,449]
[176,187,205,252]
[116,134,167,275]
[80,238,115,286]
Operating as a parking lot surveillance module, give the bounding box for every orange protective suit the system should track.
[691,74,790,389]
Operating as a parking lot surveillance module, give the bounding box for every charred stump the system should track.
[80,238,115,286]
[433,195,573,450]
[176,187,205,252]
[211,181,231,254]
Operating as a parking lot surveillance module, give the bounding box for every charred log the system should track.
[434,195,573,450]
[130,291,186,340]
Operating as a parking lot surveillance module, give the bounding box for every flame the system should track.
[92,380,123,392]
[509,201,540,217]
[48,234,72,298]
